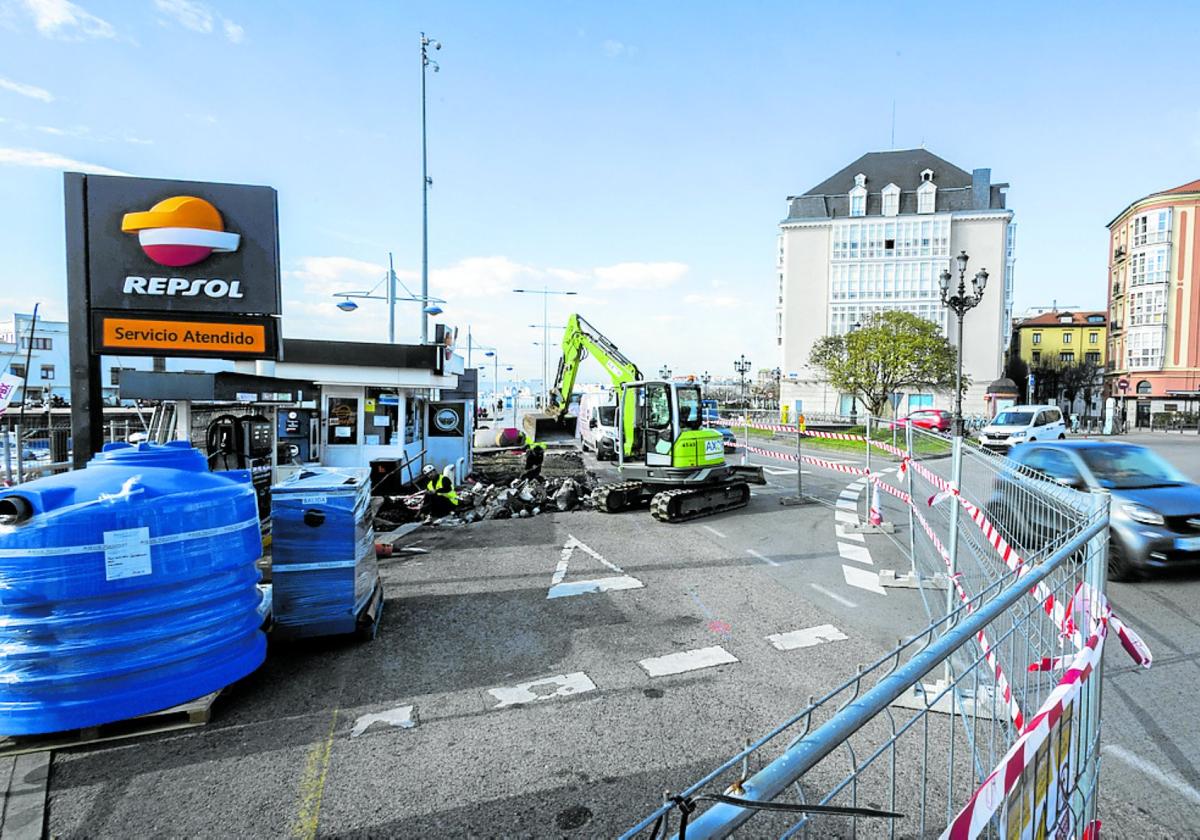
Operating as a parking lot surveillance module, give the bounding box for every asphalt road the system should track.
[41,432,1200,838]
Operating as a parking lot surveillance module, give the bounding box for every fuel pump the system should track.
[205,413,274,519]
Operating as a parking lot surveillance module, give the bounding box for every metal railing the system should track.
[624,416,1112,840]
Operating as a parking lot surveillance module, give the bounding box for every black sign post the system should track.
[65,172,282,468]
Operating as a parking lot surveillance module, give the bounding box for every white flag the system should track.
[0,373,22,417]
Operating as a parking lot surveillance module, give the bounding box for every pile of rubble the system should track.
[456,476,593,523]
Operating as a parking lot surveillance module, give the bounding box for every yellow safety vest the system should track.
[425,475,459,505]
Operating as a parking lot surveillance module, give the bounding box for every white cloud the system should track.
[153,0,211,32]
[601,39,628,57]
[0,146,128,175]
[683,292,741,308]
[593,261,688,290]
[0,76,53,103]
[124,135,154,145]
[221,16,241,43]
[20,0,115,39]
[154,0,243,43]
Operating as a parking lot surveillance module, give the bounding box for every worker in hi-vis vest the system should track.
[419,464,459,522]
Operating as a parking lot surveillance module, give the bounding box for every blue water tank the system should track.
[0,440,266,736]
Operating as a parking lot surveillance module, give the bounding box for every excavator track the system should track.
[649,482,751,523]
[592,480,648,513]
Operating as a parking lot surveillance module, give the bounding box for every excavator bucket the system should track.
[522,412,575,443]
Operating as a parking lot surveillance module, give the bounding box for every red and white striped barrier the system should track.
[943,593,1111,840]
[736,441,871,476]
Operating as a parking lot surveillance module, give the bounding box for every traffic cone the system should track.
[868,478,884,526]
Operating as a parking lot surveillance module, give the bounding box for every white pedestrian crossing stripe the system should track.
[765,624,849,651]
[488,672,597,708]
[842,564,886,595]
[639,645,739,677]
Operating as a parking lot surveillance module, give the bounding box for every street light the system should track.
[659,365,672,380]
[734,354,752,407]
[939,249,989,437]
[420,32,441,345]
[700,370,711,398]
[333,252,447,342]
[514,287,578,408]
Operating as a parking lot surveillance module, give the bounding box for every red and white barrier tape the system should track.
[907,498,1026,729]
[944,593,1111,840]
[736,442,871,476]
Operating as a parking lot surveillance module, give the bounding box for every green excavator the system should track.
[529,313,764,523]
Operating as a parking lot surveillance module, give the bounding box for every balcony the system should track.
[1113,245,1126,262]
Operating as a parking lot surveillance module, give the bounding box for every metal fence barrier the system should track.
[627,413,1134,840]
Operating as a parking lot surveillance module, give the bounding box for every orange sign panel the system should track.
[100,316,267,354]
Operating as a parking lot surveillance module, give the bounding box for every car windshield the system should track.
[1078,446,1189,489]
[677,385,703,430]
[597,406,616,426]
[993,411,1033,426]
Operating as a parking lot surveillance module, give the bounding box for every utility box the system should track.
[270,468,382,639]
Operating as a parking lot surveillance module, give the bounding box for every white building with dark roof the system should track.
[777,149,1015,417]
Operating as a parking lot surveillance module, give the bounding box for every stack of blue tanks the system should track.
[0,441,267,736]
[270,469,380,639]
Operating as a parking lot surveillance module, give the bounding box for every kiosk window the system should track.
[327,397,359,445]
[406,397,424,445]
[365,388,400,445]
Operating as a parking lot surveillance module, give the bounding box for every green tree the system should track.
[809,310,959,417]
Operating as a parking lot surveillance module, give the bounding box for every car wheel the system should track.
[1107,539,1138,582]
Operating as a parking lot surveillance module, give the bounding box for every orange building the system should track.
[1107,179,1200,426]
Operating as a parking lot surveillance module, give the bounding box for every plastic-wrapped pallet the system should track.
[270,468,382,639]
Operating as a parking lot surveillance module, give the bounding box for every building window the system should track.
[19,337,52,350]
[1136,380,1151,394]
[1031,350,1041,363]
[1031,333,1041,345]
[40,365,54,380]
[881,183,900,217]
[850,191,865,217]
[1085,351,1101,364]
[1062,332,1072,344]
[1089,332,1098,344]
[1127,330,1164,369]
[1059,351,1075,363]
[152,356,166,373]
[10,364,25,378]
[917,181,936,214]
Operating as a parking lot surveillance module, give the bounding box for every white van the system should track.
[978,405,1067,450]
[576,393,619,460]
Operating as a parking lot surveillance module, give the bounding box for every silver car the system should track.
[996,441,1200,580]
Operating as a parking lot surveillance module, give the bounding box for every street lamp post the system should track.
[938,250,989,437]
[734,355,751,408]
[700,371,711,398]
[333,252,446,341]
[658,365,672,380]
[514,287,577,408]
[420,33,441,345]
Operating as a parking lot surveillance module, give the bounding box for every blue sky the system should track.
[1,0,1199,385]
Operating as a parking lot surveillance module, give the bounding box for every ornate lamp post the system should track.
[734,355,751,407]
[700,370,711,398]
[939,250,989,437]
[658,365,672,380]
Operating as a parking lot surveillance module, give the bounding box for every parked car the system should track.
[978,405,1066,450]
[888,409,952,433]
[989,441,1200,580]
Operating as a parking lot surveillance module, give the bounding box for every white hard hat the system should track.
[421,464,436,476]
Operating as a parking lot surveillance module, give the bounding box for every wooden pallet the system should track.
[0,691,221,757]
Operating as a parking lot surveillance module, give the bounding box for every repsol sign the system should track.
[124,276,245,299]
[76,174,281,316]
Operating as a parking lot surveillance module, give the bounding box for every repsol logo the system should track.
[123,276,245,299]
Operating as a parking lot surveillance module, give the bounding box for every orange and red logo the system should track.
[121,195,240,267]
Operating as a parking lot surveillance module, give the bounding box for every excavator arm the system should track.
[545,314,641,454]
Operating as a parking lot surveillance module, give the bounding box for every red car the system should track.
[888,409,952,433]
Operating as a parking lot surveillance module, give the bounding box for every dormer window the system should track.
[917,176,936,214]
[849,173,867,217]
[881,183,900,217]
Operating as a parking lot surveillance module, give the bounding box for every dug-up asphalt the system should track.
[46,468,918,839]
